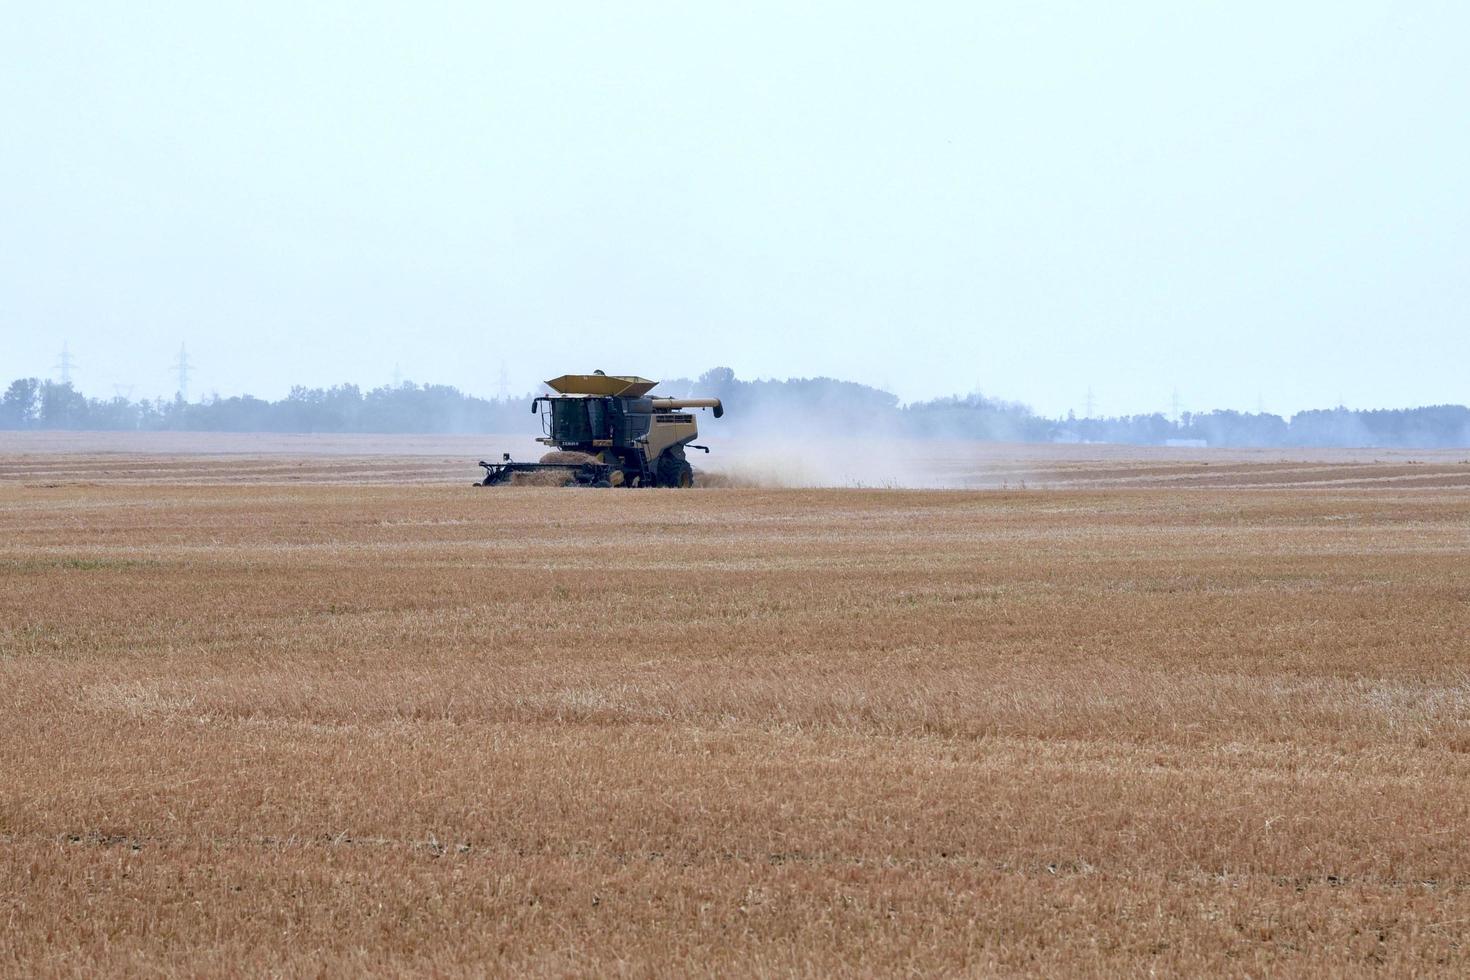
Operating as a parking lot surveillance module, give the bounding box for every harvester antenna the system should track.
[54,341,76,385]
[173,343,194,401]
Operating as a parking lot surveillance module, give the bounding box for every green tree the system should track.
[1,378,41,428]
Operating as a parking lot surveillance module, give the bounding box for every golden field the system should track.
[2,436,1469,976]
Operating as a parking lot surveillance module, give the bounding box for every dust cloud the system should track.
[685,391,1034,488]
[695,437,1033,490]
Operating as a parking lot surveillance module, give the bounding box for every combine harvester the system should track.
[478,372,724,488]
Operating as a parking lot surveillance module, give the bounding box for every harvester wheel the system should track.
[656,453,694,488]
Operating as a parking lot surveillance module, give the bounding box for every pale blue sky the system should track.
[3,1,1466,416]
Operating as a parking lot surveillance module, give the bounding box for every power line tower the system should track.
[1084,386,1096,419]
[1170,387,1182,424]
[113,383,136,401]
[392,363,403,388]
[497,361,510,402]
[173,343,194,401]
[54,342,76,385]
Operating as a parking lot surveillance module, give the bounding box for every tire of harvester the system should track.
[657,453,694,488]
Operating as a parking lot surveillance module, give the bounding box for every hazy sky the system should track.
[4,1,1467,417]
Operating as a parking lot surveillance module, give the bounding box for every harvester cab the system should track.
[477,372,724,488]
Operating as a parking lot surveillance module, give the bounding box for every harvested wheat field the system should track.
[2,437,1470,976]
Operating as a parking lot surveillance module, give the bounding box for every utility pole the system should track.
[173,343,194,401]
[54,342,76,385]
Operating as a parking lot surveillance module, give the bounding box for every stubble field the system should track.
[2,435,1469,975]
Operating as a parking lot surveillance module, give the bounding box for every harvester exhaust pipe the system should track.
[650,397,724,418]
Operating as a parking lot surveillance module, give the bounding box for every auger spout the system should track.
[649,398,724,419]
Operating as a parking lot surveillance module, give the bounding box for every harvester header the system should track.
[477,371,725,488]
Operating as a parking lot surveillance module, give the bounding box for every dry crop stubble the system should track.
[2,451,1470,975]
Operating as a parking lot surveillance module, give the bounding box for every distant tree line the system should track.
[4,371,1468,448]
[0,378,531,434]
[662,369,1470,448]
[1052,405,1470,449]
